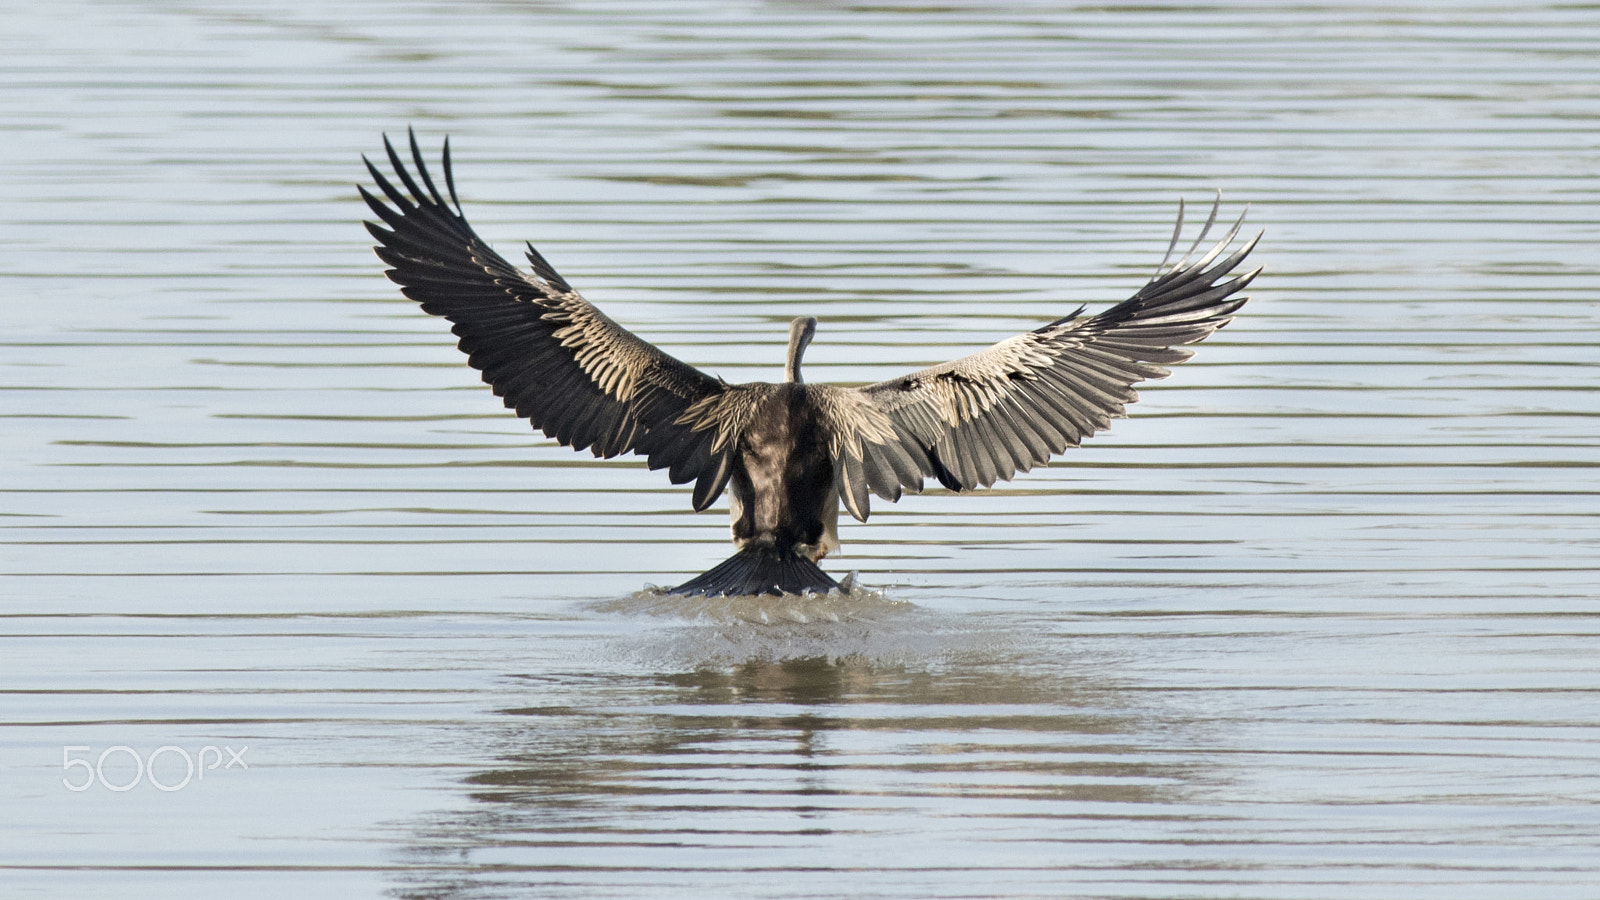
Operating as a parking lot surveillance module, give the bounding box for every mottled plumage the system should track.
[363,132,1260,596]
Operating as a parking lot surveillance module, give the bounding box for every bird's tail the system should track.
[668,545,840,597]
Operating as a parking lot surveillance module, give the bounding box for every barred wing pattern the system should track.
[843,199,1260,518]
[360,133,738,510]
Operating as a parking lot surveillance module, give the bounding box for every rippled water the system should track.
[3,2,1599,898]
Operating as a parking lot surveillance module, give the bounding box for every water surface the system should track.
[2,2,1598,898]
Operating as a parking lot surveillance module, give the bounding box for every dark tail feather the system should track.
[668,545,840,597]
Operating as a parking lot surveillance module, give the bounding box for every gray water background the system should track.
[2,2,1598,898]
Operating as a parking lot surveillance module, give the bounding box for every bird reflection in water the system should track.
[385,654,1196,900]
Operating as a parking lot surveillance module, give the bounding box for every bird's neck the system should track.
[785,320,813,383]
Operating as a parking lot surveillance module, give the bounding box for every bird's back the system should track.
[727,384,839,561]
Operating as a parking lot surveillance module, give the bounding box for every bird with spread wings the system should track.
[362,132,1259,597]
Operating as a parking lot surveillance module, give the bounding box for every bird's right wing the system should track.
[828,198,1258,520]
[361,131,738,510]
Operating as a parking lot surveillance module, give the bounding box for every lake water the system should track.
[3,2,1599,897]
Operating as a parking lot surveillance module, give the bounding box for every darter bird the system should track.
[361,132,1259,597]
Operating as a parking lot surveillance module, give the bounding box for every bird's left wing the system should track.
[826,198,1259,521]
[361,131,736,510]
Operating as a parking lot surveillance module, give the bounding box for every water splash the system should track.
[590,576,1010,667]
[599,571,905,625]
